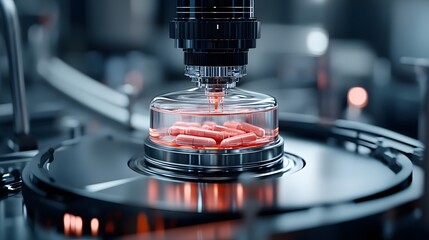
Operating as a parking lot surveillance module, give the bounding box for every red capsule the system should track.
[220,133,257,147]
[212,125,246,136]
[176,135,216,147]
[149,128,161,138]
[244,137,272,146]
[185,127,227,142]
[168,126,187,136]
[223,121,241,129]
[239,122,265,137]
[202,121,217,130]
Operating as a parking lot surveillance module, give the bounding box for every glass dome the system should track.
[149,87,279,150]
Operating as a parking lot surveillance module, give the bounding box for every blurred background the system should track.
[0,1,428,239]
[1,0,429,138]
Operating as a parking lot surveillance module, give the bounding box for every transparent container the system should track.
[149,87,279,150]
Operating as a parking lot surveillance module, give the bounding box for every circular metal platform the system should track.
[142,137,287,179]
[21,117,420,238]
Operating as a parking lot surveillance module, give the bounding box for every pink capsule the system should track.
[173,121,201,128]
[149,128,161,138]
[176,134,217,147]
[220,133,257,147]
[244,137,272,146]
[202,121,217,130]
[239,122,265,137]
[223,121,241,129]
[185,127,227,142]
[168,126,187,136]
[219,132,233,138]
[212,125,246,136]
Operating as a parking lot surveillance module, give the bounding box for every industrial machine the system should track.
[1,0,428,239]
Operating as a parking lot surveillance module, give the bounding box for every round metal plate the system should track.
[22,133,412,213]
[143,137,285,174]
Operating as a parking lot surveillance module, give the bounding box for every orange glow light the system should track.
[155,216,165,236]
[348,87,368,108]
[64,213,83,237]
[70,214,76,233]
[184,182,192,204]
[137,213,150,234]
[148,179,159,204]
[63,213,71,236]
[91,218,99,237]
[236,184,244,208]
[105,221,115,234]
[75,216,83,237]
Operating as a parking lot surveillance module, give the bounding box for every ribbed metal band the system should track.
[143,137,284,173]
[176,0,255,19]
[185,65,247,79]
[170,21,260,39]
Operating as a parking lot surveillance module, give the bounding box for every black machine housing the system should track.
[170,0,261,67]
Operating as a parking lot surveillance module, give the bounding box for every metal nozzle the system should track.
[186,65,247,90]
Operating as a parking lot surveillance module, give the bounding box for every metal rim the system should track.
[129,152,304,182]
[143,137,284,173]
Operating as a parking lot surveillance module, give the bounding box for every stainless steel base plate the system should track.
[143,137,285,174]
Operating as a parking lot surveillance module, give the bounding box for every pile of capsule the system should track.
[167,121,270,148]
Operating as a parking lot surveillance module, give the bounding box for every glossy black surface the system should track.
[17,124,421,239]
[23,129,414,213]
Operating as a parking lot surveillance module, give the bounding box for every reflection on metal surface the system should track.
[76,215,83,237]
[85,176,142,192]
[63,213,70,236]
[105,221,115,234]
[146,179,276,212]
[63,213,83,237]
[136,213,149,234]
[148,179,159,205]
[183,182,194,207]
[90,218,99,237]
[155,216,165,235]
[127,219,238,240]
